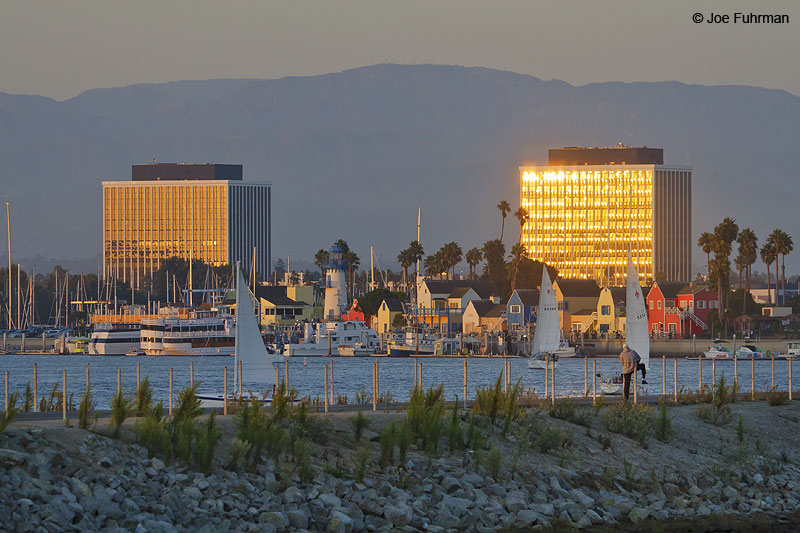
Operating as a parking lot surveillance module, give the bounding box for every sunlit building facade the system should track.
[102,163,271,287]
[520,147,691,286]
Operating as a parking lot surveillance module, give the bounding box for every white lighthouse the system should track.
[323,244,348,320]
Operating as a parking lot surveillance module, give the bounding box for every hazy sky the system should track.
[1,0,798,100]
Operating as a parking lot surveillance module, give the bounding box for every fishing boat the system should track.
[735,344,767,359]
[198,265,281,408]
[387,328,436,356]
[528,267,559,370]
[283,321,380,357]
[703,341,732,359]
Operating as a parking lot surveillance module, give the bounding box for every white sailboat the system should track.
[599,257,649,394]
[528,267,560,370]
[199,264,279,407]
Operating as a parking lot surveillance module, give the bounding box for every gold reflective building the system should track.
[102,163,271,287]
[520,146,691,285]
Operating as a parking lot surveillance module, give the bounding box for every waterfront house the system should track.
[415,280,499,335]
[596,287,627,336]
[506,289,539,336]
[569,308,597,336]
[462,300,507,335]
[256,285,312,327]
[553,279,601,335]
[376,298,404,335]
[647,281,715,338]
[341,299,367,324]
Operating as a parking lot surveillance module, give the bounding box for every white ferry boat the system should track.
[89,322,142,355]
[282,321,379,357]
[387,328,437,356]
[141,311,236,356]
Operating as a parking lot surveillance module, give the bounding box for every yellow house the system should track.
[553,279,601,335]
[597,287,626,336]
[376,298,405,335]
[256,285,314,327]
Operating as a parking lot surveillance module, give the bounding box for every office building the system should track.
[520,145,691,285]
[102,163,271,287]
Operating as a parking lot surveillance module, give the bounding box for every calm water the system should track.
[0,355,795,409]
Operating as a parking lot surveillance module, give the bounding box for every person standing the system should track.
[632,349,648,384]
[619,344,637,400]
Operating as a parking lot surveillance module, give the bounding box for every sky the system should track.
[1,0,798,100]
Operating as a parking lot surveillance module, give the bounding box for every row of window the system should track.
[648,299,717,310]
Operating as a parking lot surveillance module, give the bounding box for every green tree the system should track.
[465,247,483,280]
[441,242,463,278]
[698,232,715,281]
[773,230,793,306]
[711,217,738,325]
[397,249,413,294]
[481,239,507,292]
[736,228,758,314]
[355,288,407,317]
[314,249,329,281]
[511,206,529,292]
[497,200,511,241]
[760,242,776,305]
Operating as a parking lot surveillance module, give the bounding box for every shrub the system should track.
[379,421,396,467]
[78,390,93,430]
[354,445,370,482]
[737,414,745,444]
[226,437,252,472]
[696,403,732,426]
[109,388,132,438]
[271,383,290,423]
[549,399,592,427]
[0,391,20,433]
[350,408,371,441]
[136,376,154,417]
[473,374,504,424]
[486,447,502,479]
[446,401,464,453]
[601,402,654,446]
[134,412,171,459]
[396,419,413,465]
[23,382,33,412]
[234,397,271,469]
[465,413,487,451]
[293,438,314,482]
[654,400,673,442]
[767,388,788,406]
[407,384,445,455]
[536,422,573,454]
[194,411,221,475]
[265,423,289,466]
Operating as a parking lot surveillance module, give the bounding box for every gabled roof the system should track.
[605,287,627,304]
[467,299,496,317]
[572,308,596,316]
[255,285,299,306]
[485,304,507,318]
[555,279,601,298]
[677,283,712,296]
[448,286,475,299]
[649,282,686,300]
[381,298,404,312]
[512,289,540,306]
[423,280,498,299]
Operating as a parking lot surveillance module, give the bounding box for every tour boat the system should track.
[387,328,436,356]
[141,312,235,356]
[198,265,281,408]
[283,321,379,357]
[528,267,560,370]
[703,342,732,359]
[89,322,142,356]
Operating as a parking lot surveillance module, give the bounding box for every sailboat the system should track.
[198,264,280,407]
[599,257,649,394]
[528,266,561,370]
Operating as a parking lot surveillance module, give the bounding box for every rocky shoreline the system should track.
[2,398,800,532]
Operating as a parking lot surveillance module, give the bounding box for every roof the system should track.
[381,298,404,312]
[677,283,711,296]
[424,280,498,299]
[572,308,596,316]
[606,287,627,304]
[468,299,496,317]
[512,289,540,306]
[485,304,507,318]
[255,285,299,306]
[555,279,601,298]
[650,282,686,300]
[448,287,474,298]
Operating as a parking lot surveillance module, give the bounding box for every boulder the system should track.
[383,502,412,527]
[258,511,289,529]
[628,507,649,523]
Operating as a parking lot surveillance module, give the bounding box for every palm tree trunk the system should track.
[706,253,710,281]
[776,260,780,306]
[781,254,786,307]
[500,219,505,241]
[766,263,772,306]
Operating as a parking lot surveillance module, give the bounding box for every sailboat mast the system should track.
[370,246,374,291]
[17,263,21,328]
[5,202,11,330]
[189,248,193,308]
[234,261,240,388]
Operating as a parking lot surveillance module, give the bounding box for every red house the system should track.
[647,282,718,338]
[341,299,367,325]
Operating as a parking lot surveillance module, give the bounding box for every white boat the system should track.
[89,322,142,355]
[704,342,732,359]
[283,321,380,357]
[735,344,767,359]
[528,266,560,370]
[337,344,373,357]
[199,265,281,408]
[781,342,800,358]
[141,312,235,356]
[555,339,577,358]
[598,373,622,395]
[387,328,436,356]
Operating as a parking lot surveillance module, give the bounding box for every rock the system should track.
[282,486,304,504]
[585,509,602,524]
[687,485,702,496]
[319,492,342,508]
[753,474,765,485]
[328,510,353,533]
[628,507,649,523]
[0,449,29,466]
[697,504,711,516]
[662,483,681,498]
[383,502,412,527]
[259,511,289,529]
[723,486,738,500]
[439,495,472,515]
[441,476,461,493]
[505,492,527,513]
[183,487,202,500]
[570,488,595,507]
[285,510,309,530]
[358,498,383,517]
[531,503,555,516]
[514,510,539,527]
[99,457,112,468]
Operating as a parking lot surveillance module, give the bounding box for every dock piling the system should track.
[698,356,702,394]
[223,367,228,416]
[751,357,755,400]
[330,360,334,405]
[674,358,678,402]
[662,356,666,398]
[284,360,288,391]
[771,355,775,390]
[169,368,173,416]
[463,359,467,408]
[712,358,716,387]
[85,362,89,393]
[324,364,328,413]
[239,360,243,398]
[790,358,793,401]
[136,362,140,394]
[372,362,377,412]
[190,362,194,387]
[584,357,588,396]
[4,370,7,412]
[117,368,121,394]
[545,358,549,399]
[33,363,38,412]
[633,366,638,404]
[592,360,596,405]
[551,359,555,404]
[62,370,66,421]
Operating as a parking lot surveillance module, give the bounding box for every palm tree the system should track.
[481,239,506,280]
[397,249,413,293]
[497,200,511,241]
[710,218,738,325]
[465,248,482,280]
[406,240,424,282]
[761,242,776,305]
[698,232,714,281]
[345,250,360,300]
[441,242,463,279]
[736,228,758,314]
[773,230,793,306]
[314,249,329,281]
[767,230,783,305]
[511,206,529,292]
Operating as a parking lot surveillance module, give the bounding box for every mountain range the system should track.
[1,64,798,274]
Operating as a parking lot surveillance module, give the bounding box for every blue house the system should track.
[507,289,540,336]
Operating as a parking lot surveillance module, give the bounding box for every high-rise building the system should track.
[520,146,691,285]
[102,163,271,287]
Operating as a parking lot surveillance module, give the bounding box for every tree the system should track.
[773,230,793,306]
[424,253,445,279]
[497,200,511,241]
[314,249,329,281]
[760,242,776,305]
[711,217,738,325]
[440,242,463,279]
[465,248,483,280]
[481,239,506,280]
[698,232,714,281]
[396,249,413,294]
[736,228,758,315]
[511,206,529,292]
[406,240,424,282]
[355,288,407,318]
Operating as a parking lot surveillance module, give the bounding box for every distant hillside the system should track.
[1,64,798,273]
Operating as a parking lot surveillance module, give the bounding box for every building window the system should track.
[649,300,654,309]
[510,305,521,314]
[601,305,611,316]
[512,323,521,331]
[558,301,569,311]
[657,301,662,309]
[710,300,718,309]
[697,300,706,309]
[668,323,676,333]
[679,300,687,309]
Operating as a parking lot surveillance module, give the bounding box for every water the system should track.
[0,355,794,409]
